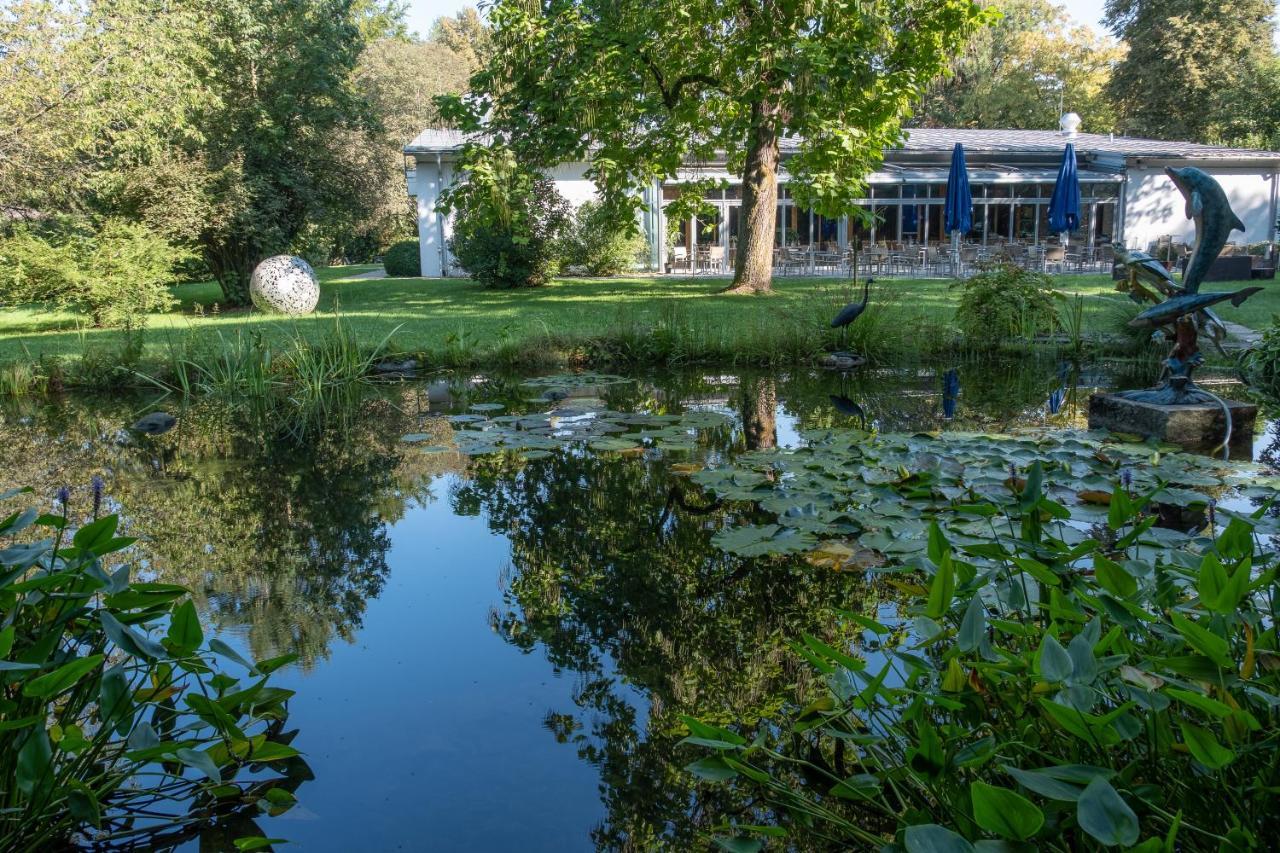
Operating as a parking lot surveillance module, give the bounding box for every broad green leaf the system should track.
[957,596,985,652]
[1178,721,1234,769]
[830,773,881,801]
[685,757,739,782]
[176,747,222,783]
[1165,687,1233,718]
[208,638,257,673]
[99,612,166,660]
[1169,613,1231,668]
[904,823,975,853]
[72,514,118,553]
[1077,778,1139,847]
[713,838,762,853]
[971,780,1044,841]
[67,784,101,828]
[167,600,203,652]
[22,654,104,700]
[233,838,287,852]
[1094,556,1136,598]
[1038,634,1071,683]
[16,726,51,796]
[925,550,955,620]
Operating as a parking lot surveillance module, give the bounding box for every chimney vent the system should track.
[1060,112,1082,138]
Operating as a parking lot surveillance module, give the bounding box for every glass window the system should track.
[1014,204,1037,240]
[724,184,742,200]
[1094,202,1116,243]
[698,208,722,245]
[930,183,947,198]
[1014,183,1039,199]
[873,204,895,242]
[987,204,1011,241]
[792,206,813,246]
[661,185,682,201]
[987,184,1010,198]
[775,205,786,246]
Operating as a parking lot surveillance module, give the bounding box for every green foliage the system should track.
[1239,318,1280,398]
[0,487,305,849]
[442,0,990,290]
[681,429,1280,849]
[953,261,1059,346]
[561,201,646,276]
[917,0,1122,132]
[0,219,188,328]
[444,147,571,289]
[1104,0,1279,146]
[382,240,421,277]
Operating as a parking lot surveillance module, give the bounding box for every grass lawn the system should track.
[1,265,1274,370]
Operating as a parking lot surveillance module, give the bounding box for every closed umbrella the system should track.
[944,143,972,276]
[1048,143,1080,248]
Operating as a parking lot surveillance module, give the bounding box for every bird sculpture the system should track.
[131,412,177,436]
[831,277,874,330]
[1116,166,1263,405]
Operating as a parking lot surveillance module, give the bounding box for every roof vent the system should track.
[1060,112,1082,138]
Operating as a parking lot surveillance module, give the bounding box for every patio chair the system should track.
[1042,245,1066,273]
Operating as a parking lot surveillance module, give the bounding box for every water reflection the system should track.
[0,358,1262,849]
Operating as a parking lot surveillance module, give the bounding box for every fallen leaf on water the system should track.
[1078,490,1112,506]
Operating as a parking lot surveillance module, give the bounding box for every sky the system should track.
[403,0,1116,37]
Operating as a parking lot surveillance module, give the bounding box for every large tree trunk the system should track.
[204,244,255,306]
[727,101,779,294]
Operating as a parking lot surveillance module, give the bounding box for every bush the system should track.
[0,218,188,328]
[443,146,571,288]
[382,240,421,277]
[561,201,646,276]
[0,485,304,848]
[953,261,1059,345]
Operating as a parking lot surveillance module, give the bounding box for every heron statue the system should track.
[824,278,874,369]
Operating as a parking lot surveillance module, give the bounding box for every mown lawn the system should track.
[0,265,1273,368]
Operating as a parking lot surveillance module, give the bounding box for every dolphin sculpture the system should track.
[1111,243,1181,298]
[1129,287,1262,328]
[1165,165,1246,294]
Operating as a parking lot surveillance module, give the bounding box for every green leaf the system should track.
[957,596,985,653]
[167,600,203,653]
[247,742,301,762]
[925,545,955,620]
[22,654,104,700]
[233,838,287,852]
[176,747,222,783]
[685,756,739,782]
[904,823,975,853]
[1076,778,1139,847]
[99,611,166,660]
[1178,721,1234,769]
[208,638,257,673]
[1169,612,1231,668]
[1196,552,1228,611]
[830,772,882,800]
[67,783,102,828]
[16,726,51,797]
[1038,634,1071,683]
[971,780,1044,841]
[1165,687,1233,718]
[1094,555,1136,598]
[72,514,118,553]
[713,838,762,853]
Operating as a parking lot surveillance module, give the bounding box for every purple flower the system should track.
[1208,497,1217,527]
[55,485,70,508]
[1008,463,1017,479]
[91,476,105,518]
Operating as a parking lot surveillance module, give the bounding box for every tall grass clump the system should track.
[0,485,304,850]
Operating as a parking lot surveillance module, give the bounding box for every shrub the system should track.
[0,485,304,848]
[561,201,646,276]
[953,261,1059,345]
[1239,317,1280,397]
[443,146,570,288]
[382,239,421,277]
[0,218,188,328]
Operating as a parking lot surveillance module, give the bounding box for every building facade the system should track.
[405,120,1280,278]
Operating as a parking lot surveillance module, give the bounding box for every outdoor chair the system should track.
[1043,245,1066,273]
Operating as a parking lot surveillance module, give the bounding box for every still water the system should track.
[2,361,1274,850]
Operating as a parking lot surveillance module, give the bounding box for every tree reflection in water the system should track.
[454,380,866,848]
[0,390,460,666]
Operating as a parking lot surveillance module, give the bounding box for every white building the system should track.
[405,118,1280,278]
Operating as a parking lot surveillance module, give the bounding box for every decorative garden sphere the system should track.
[249,255,320,315]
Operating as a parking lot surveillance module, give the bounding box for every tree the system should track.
[915,0,1123,133]
[1104,0,1276,144]
[442,0,989,294]
[120,0,378,305]
[0,0,203,216]
[427,6,490,70]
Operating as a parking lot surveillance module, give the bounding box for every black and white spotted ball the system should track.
[249,255,320,315]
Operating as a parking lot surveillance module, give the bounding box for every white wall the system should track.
[545,162,599,208]
[409,157,451,277]
[1123,166,1277,251]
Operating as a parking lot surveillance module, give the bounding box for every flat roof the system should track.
[407,126,1280,162]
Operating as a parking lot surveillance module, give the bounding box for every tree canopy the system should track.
[915,0,1123,133]
[1104,0,1278,145]
[443,0,990,293]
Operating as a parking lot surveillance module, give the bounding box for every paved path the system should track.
[349,268,387,280]
[1222,321,1262,351]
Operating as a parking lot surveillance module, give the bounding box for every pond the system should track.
[3,359,1277,850]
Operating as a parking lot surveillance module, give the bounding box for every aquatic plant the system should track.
[1239,318,1280,399]
[678,432,1280,850]
[0,486,306,850]
[953,262,1059,347]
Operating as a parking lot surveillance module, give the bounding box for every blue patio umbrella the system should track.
[1048,143,1080,246]
[944,143,972,275]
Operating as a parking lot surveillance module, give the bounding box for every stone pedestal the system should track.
[1088,393,1256,455]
